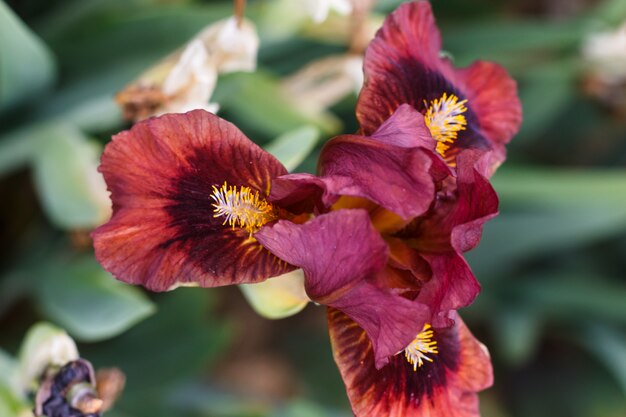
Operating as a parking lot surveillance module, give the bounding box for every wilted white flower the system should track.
[117,17,259,121]
[17,323,79,392]
[303,0,353,23]
[582,21,626,84]
[581,21,626,114]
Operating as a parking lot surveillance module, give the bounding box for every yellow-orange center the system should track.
[404,324,439,371]
[210,182,277,234]
[424,93,468,157]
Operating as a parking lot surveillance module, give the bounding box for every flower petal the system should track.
[456,61,522,147]
[318,135,437,220]
[356,0,519,172]
[329,309,492,417]
[93,110,292,292]
[454,61,522,174]
[269,173,336,214]
[356,0,453,136]
[368,104,436,149]
[256,210,430,366]
[399,150,499,254]
[419,252,480,327]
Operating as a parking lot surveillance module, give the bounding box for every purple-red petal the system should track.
[93,110,293,292]
[356,1,454,136]
[329,309,493,417]
[256,210,430,366]
[318,135,437,220]
[399,150,499,254]
[356,0,521,174]
[419,252,480,327]
[455,61,522,174]
[368,104,436,150]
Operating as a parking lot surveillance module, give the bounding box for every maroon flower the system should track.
[92,110,300,291]
[329,309,492,417]
[357,0,521,176]
[93,110,435,368]
[259,105,497,363]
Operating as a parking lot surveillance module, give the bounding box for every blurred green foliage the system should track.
[0,0,625,416]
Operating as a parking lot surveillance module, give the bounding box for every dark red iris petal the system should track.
[93,110,293,292]
[329,309,492,417]
[366,104,435,149]
[397,150,499,254]
[357,0,521,174]
[269,173,336,215]
[319,135,437,220]
[419,252,480,328]
[256,210,431,366]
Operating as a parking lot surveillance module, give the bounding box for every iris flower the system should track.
[93,1,520,415]
[357,1,521,177]
[254,103,490,359]
[92,109,438,364]
[329,309,492,417]
[92,107,492,416]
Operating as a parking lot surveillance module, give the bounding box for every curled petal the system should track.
[419,252,480,327]
[368,104,436,149]
[269,173,336,214]
[398,150,499,254]
[329,309,492,417]
[256,210,429,366]
[93,110,292,292]
[319,135,437,220]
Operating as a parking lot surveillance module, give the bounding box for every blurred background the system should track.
[1,0,625,416]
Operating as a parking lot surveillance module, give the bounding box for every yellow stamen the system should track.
[404,324,439,371]
[210,182,277,234]
[424,93,468,157]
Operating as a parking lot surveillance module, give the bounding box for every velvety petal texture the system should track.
[319,135,437,220]
[256,210,430,366]
[356,0,521,172]
[93,110,293,291]
[398,150,499,254]
[329,309,493,417]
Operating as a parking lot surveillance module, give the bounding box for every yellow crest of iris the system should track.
[211,182,278,234]
[424,93,468,157]
[404,324,439,371]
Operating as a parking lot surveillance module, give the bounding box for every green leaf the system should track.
[443,20,583,65]
[512,276,626,324]
[82,290,229,417]
[0,1,56,111]
[216,72,340,139]
[264,125,320,171]
[469,208,626,279]
[35,256,156,342]
[589,0,626,27]
[31,122,111,229]
[0,385,29,417]
[575,323,626,396]
[491,308,541,366]
[515,62,578,141]
[493,167,626,210]
[468,167,626,277]
[0,349,16,389]
[0,127,39,177]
